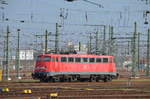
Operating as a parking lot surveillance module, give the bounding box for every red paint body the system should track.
[35,54,116,73]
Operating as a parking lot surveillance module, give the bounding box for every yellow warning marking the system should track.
[85,88,94,90]
[28,89,32,93]
[23,89,32,94]
[2,88,10,92]
[23,90,28,94]
[49,93,58,97]
[0,70,2,81]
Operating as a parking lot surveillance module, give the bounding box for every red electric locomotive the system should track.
[32,54,118,82]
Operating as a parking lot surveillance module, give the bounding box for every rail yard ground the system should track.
[0,76,150,99]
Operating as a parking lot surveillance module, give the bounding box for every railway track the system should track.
[0,78,150,99]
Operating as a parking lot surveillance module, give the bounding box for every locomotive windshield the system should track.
[36,56,42,61]
[36,56,51,61]
[103,58,108,63]
[43,56,51,61]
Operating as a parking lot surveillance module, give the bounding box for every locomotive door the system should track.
[52,57,59,72]
[55,57,59,72]
[51,57,55,72]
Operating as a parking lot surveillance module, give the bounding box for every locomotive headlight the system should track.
[41,66,47,69]
[35,66,47,69]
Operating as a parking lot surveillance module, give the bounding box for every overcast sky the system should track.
[0,0,150,53]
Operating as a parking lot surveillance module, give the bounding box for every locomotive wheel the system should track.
[103,76,108,82]
[48,77,54,82]
[69,77,74,82]
[40,78,48,82]
[71,77,77,82]
[67,77,75,82]
[67,78,71,82]
[108,76,112,81]
[53,77,60,82]
[103,76,112,82]
[59,78,65,82]
[90,77,96,82]
[103,78,108,82]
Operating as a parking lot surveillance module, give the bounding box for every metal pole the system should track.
[146,29,150,76]
[79,41,81,51]
[103,25,106,41]
[2,12,4,22]
[88,33,92,54]
[89,33,92,54]
[110,26,114,56]
[108,25,111,55]
[138,32,140,71]
[102,25,106,55]
[109,25,111,40]
[6,26,10,80]
[3,39,6,80]
[111,26,114,40]
[55,23,59,54]
[95,29,98,55]
[35,33,38,51]
[131,22,138,77]
[127,41,130,55]
[45,30,48,54]
[16,29,20,78]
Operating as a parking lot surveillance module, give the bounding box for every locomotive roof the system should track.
[38,54,114,58]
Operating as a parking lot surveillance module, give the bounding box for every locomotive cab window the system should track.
[96,58,102,63]
[36,56,42,61]
[75,57,81,62]
[61,57,67,62]
[52,57,55,62]
[89,58,95,63]
[68,57,74,62]
[43,56,51,61]
[56,57,58,62]
[103,58,108,63]
[83,57,88,63]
